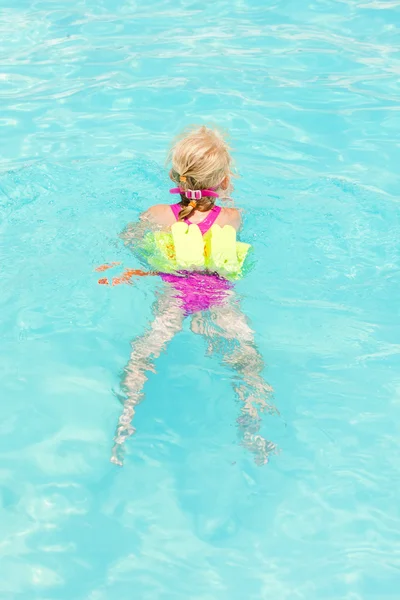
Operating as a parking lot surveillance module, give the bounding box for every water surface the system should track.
[1,1,400,598]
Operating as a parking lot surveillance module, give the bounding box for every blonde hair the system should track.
[169,125,234,221]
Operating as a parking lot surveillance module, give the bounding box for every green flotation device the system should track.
[143,223,251,280]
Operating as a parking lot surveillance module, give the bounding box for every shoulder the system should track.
[140,204,174,227]
[141,204,171,220]
[218,207,242,231]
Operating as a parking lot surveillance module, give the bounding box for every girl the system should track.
[110,126,277,466]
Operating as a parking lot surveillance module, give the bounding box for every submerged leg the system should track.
[111,288,184,465]
[191,298,277,464]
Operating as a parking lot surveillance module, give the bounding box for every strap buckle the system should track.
[185,189,202,200]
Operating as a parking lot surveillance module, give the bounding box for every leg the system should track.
[111,287,185,465]
[191,298,277,464]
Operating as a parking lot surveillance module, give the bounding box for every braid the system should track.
[178,198,195,221]
[170,170,216,221]
[178,196,215,221]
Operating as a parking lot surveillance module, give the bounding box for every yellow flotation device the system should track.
[144,223,251,280]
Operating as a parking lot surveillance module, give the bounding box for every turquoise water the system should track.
[1,0,400,598]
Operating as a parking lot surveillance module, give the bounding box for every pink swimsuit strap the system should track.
[170,203,221,235]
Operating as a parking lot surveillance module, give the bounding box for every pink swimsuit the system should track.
[160,204,233,315]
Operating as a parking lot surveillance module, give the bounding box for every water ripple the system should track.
[1,0,400,598]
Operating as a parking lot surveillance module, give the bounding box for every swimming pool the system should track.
[1,0,400,598]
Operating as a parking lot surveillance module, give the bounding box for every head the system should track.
[169,125,234,221]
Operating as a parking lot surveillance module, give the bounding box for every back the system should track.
[143,204,241,232]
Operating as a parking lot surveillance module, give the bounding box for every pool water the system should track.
[1,1,400,598]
